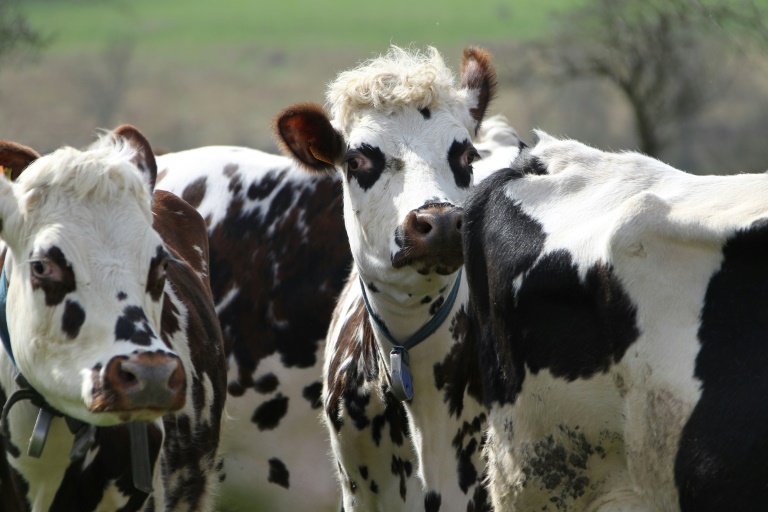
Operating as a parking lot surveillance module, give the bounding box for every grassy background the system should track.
[3,0,768,172]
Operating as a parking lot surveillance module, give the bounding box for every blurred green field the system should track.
[25,0,578,54]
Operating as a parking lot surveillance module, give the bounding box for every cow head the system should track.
[275,46,495,299]
[0,126,186,425]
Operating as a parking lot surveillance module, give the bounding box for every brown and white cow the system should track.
[0,126,226,511]
[154,146,351,510]
[274,46,505,511]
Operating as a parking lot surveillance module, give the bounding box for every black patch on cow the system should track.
[419,107,431,119]
[31,246,76,306]
[302,381,323,409]
[429,296,444,315]
[61,299,85,339]
[146,245,167,302]
[463,167,639,406]
[452,414,486,493]
[447,139,473,188]
[346,144,386,191]
[253,373,279,393]
[675,219,768,510]
[370,480,379,493]
[252,393,289,430]
[421,295,432,304]
[47,422,163,512]
[425,491,442,512]
[433,306,484,417]
[391,455,413,502]
[371,384,410,447]
[181,176,207,208]
[247,169,285,200]
[367,281,379,293]
[114,305,154,346]
[116,291,127,301]
[359,465,369,480]
[267,458,290,489]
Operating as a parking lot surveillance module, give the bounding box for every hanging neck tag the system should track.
[389,346,413,401]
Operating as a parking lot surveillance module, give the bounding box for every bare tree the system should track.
[514,0,768,157]
[0,0,46,68]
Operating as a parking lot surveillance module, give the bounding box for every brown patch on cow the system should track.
[460,47,497,129]
[152,190,211,288]
[274,102,344,171]
[325,287,380,432]
[181,176,207,209]
[210,171,350,393]
[113,125,158,191]
[150,185,227,510]
[0,140,40,181]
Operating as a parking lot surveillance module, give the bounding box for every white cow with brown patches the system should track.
[275,46,505,512]
[0,127,226,511]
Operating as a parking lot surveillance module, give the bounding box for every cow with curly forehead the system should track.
[0,126,226,512]
[275,45,510,512]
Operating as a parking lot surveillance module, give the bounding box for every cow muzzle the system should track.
[90,350,186,416]
[392,204,464,275]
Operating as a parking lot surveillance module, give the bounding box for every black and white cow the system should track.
[463,131,768,511]
[0,126,226,511]
[154,147,351,510]
[151,107,521,509]
[274,46,516,511]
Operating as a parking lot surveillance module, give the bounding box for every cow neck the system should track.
[0,260,155,494]
[359,268,462,401]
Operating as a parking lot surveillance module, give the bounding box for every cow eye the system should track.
[30,260,54,279]
[465,146,480,166]
[344,152,368,173]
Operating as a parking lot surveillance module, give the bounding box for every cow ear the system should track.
[460,47,497,133]
[0,140,40,181]
[274,103,344,172]
[0,141,27,248]
[113,125,158,192]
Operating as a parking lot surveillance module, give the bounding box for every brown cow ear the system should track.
[113,124,158,192]
[460,47,497,132]
[274,103,344,172]
[0,141,40,181]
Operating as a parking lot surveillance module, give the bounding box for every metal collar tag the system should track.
[389,347,413,401]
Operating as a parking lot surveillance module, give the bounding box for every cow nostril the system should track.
[414,218,433,235]
[456,218,462,230]
[117,365,138,386]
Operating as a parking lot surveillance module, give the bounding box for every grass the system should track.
[24,0,578,56]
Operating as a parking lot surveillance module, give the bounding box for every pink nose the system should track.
[91,351,186,414]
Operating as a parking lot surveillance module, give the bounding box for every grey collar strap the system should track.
[359,269,463,401]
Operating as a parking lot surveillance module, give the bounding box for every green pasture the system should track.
[24,0,578,55]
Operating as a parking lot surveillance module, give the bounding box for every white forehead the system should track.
[345,107,472,154]
[328,46,475,136]
[15,137,153,226]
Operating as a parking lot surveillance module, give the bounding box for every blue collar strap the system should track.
[359,268,463,352]
[0,264,13,368]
